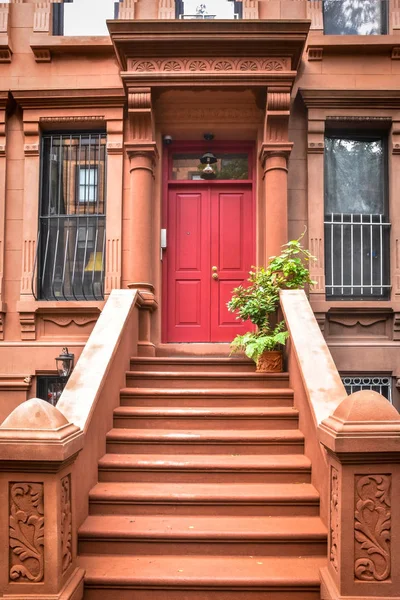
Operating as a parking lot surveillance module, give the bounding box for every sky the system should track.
[64,0,235,35]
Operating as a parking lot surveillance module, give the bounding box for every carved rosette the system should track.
[61,475,72,574]
[129,58,290,73]
[330,467,339,571]
[354,474,391,582]
[9,483,44,583]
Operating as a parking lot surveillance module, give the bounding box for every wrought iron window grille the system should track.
[33,132,107,301]
[341,375,393,403]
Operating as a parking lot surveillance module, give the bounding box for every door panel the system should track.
[165,184,253,343]
[210,188,253,341]
[166,189,211,342]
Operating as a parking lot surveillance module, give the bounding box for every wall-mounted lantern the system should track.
[55,347,74,380]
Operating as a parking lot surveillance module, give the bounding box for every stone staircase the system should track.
[77,356,327,599]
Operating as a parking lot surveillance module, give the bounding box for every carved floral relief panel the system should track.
[330,467,340,572]
[61,475,72,574]
[9,483,44,583]
[128,57,291,73]
[354,474,391,582]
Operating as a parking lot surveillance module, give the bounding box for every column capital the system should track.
[125,142,159,164]
[259,142,293,168]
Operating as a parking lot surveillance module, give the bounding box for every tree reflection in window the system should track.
[322,0,387,35]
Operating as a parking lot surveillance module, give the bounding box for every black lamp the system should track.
[55,347,74,380]
[200,151,217,179]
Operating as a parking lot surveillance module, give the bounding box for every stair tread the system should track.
[120,387,294,396]
[79,554,325,587]
[98,453,311,471]
[114,406,299,418]
[128,371,289,378]
[131,357,254,365]
[106,428,304,442]
[90,482,320,503]
[79,514,327,539]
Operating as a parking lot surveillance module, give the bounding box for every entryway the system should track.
[163,145,255,342]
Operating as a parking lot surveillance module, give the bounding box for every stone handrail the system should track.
[0,288,143,600]
[280,289,348,523]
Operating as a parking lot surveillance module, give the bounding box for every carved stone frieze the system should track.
[326,309,393,340]
[126,87,157,156]
[128,57,290,73]
[40,116,105,124]
[354,474,391,582]
[42,315,98,328]
[9,483,44,583]
[330,467,339,572]
[61,475,72,574]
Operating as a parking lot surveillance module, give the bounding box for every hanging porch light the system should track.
[55,347,75,380]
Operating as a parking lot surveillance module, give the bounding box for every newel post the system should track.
[318,391,400,600]
[0,399,85,600]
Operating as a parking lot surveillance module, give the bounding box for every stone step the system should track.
[98,453,312,484]
[126,371,290,390]
[130,356,257,373]
[112,406,299,430]
[78,514,327,557]
[105,428,304,455]
[120,388,294,408]
[88,482,320,516]
[79,554,324,599]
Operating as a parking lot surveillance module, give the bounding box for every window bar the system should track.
[380,214,383,297]
[360,217,364,296]
[340,213,344,296]
[50,225,60,300]
[370,214,373,296]
[100,226,106,298]
[80,216,90,300]
[70,215,80,301]
[350,213,354,296]
[91,222,99,300]
[41,224,51,300]
[60,227,70,301]
[31,229,40,299]
[97,133,101,215]
[330,214,334,295]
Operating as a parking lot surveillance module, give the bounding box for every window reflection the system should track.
[181,0,238,19]
[322,0,388,35]
[172,154,249,180]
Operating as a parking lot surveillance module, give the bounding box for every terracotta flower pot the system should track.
[256,350,283,373]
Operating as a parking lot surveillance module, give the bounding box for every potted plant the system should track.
[227,234,316,372]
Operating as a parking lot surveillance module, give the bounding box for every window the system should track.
[171,153,249,180]
[322,0,388,35]
[177,0,242,19]
[53,0,116,36]
[341,375,392,403]
[37,375,66,406]
[324,134,390,299]
[34,133,107,301]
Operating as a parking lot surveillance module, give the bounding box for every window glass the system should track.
[64,0,115,36]
[172,153,249,180]
[322,0,388,35]
[181,0,237,19]
[325,137,385,215]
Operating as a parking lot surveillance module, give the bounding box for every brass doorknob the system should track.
[212,273,219,280]
[212,266,218,272]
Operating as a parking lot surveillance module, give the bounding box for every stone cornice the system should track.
[300,89,400,110]
[109,20,310,84]
[30,34,113,63]
[11,88,125,110]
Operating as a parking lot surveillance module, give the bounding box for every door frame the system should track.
[161,141,256,343]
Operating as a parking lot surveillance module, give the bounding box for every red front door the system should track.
[165,183,254,342]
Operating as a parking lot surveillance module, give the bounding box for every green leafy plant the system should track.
[227,233,316,364]
[230,321,289,362]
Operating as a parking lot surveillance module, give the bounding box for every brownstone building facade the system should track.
[0,1,400,599]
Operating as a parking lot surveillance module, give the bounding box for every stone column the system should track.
[260,87,292,263]
[125,87,158,355]
[0,399,85,600]
[318,390,400,600]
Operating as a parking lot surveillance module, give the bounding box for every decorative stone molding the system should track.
[325,308,393,340]
[0,2,11,63]
[9,482,44,583]
[392,47,400,59]
[157,105,263,124]
[158,0,174,19]
[393,0,400,30]
[126,86,157,158]
[394,312,400,341]
[260,87,292,165]
[242,0,258,19]
[129,57,290,73]
[0,374,33,393]
[118,0,138,19]
[0,310,4,340]
[330,467,339,572]
[0,93,7,311]
[19,312,36,341]
[61,475,72,574]
[307,0,323,30]
[354,474,391,582]
[33,1,52,34]
[12,89,125,111]
[308,47,323,61]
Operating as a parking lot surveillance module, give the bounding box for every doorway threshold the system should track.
[157,343,234,357]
